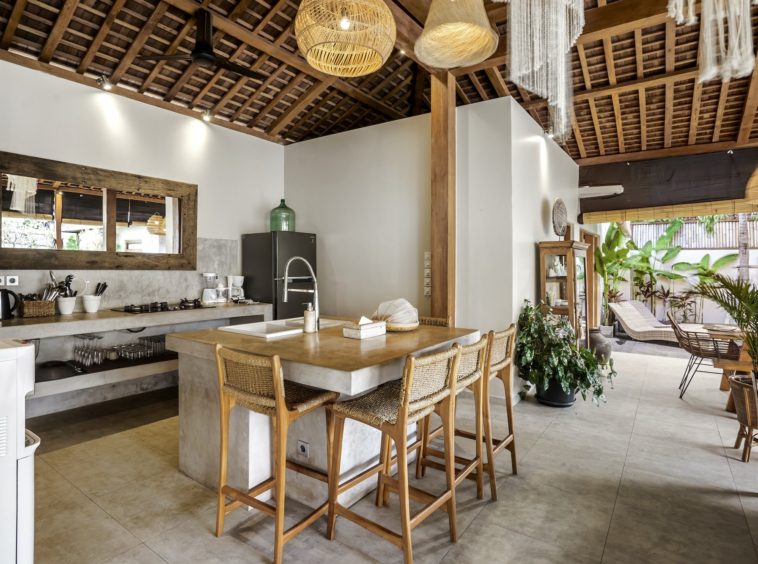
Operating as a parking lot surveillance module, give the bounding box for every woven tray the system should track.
[21,300,56,318]
[384,321,420,332]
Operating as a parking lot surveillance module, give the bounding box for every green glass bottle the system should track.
[270,199,296,232]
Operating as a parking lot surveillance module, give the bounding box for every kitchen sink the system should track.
[220,317,345,339]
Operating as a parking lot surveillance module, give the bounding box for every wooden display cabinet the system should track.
[538,241,590,348]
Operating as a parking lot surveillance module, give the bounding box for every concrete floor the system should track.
[31,351,758,563]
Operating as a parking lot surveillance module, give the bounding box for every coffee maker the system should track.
[227,276,245,300]
[201,273,226,305]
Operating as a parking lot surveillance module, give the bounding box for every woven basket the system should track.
[21,300,56,318]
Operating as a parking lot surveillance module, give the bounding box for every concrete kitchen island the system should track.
[166,322,479,508]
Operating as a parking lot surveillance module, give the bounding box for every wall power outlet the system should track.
[297,440,310,460]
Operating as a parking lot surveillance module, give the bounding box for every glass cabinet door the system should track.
[575,255,589,347]
[543,253,569,311]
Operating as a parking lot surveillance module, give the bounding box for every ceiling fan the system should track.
[137,8,266,81]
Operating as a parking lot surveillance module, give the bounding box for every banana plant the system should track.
[672,253,739,322]
[627,219,685,312]
[594,223,636,326]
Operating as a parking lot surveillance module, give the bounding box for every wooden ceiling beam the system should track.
[111,2,169,84]
[603,38,624,153]
[634,29,647,151]
[663,19,675,149]
[0,49,280,145]
[203,10,293,113]
[571,113,587,159]
[737,52,758,143]
[39,0,80,63]
[0,0,28,49]
[688,23,705,145]
[523,67,700,110]
[382,0,430,70]
[484,67,509,97]
[249,72,307,129]
[229,66,287,122]
[286,91,338,139]
[712,80,730,142]
[269,80,335,136]
[576,139,758,165]
[469,73,488,100]
[580,0,668,44]
[162,0,404,120]
[456,82,470,105]
[77,0,127,73]
[589,99,605,156]
[577,42,604,156]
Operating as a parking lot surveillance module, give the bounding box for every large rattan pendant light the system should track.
[414,0,498,69]
[295,0,396,78]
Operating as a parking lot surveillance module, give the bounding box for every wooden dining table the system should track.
[699,324,755,412]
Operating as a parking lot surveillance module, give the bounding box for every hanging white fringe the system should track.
[508,0,584,140]
[5,174,38,215]
[669,0,755,82]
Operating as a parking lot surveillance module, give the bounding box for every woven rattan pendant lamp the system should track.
[414,0,498,69]
[295,0,396,78]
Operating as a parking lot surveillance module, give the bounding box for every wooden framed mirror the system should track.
[0,151,197,270]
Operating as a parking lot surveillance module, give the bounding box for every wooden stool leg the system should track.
[482,377,498,501]
[744,428,753,463]
[720,370,731,392]
[215,395,231,537]
[735,425,745,449]
[382,437,393,507]
[419,415,432,478]
[273,416,289,564]
[502,371,518,475]
[414,417,425,479]
[375,432,390,507]
[472,379,484,500]
[327,414,345,540]
[441,397,457,543]
[395,429,414,564]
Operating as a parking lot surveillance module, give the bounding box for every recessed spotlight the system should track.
[399,49,406,56]
[202,109,212,123]
[727,149,734,155]
[96,75,113,91]
[626,161,631,166]
[546,132,554,139]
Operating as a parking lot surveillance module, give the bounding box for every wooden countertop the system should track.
[0,303,272,340]
[167,324,478,373]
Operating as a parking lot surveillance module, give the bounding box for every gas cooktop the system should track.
[112,299,206,314]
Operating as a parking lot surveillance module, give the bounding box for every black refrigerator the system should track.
[241,232,317,320]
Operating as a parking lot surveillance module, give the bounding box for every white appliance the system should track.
[0,340,38,564]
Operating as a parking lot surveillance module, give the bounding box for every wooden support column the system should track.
[105,189,117,252]
[54,190,63,249]
[430,72,456,326]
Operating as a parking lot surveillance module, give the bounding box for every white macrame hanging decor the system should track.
[668,0,757,83]
[503,0,584,140]
[5,174,38,215]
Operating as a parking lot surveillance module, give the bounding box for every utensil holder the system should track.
[82,295,101,313]
[57,296,77,315]
[20,301,56,318]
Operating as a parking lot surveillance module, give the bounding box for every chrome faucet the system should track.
[282,256,318,328]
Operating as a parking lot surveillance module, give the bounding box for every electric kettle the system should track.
[0,289,19,320]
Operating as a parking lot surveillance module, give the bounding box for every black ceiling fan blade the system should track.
[136,54,192,63]
[195,8,215,52]
[215,59,267,82]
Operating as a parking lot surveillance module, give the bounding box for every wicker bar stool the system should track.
[412,335,489,499]
[214,345,339,564]
[730,376,758,462]
[327,344,462,564]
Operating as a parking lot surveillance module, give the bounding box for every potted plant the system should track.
[695,275,758,376]
[594,223,635,337]
[673,253,738,323]
[515,301,617,407]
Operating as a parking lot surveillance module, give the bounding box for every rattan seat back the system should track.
[216,346,284,414]
[730,376,758,428]
[419,316,451,327]
[489,324,516,374]
[668,312,740,361]
[457,336,488,387]
[401,345,460,417]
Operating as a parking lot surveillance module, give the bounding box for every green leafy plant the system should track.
[594,223,636,326]
[672,253,739,322]
[515,301,616,404]
[627,219,685,313]
[698,214,727,235]
[669,290,697,323]
[695,275,758,371]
